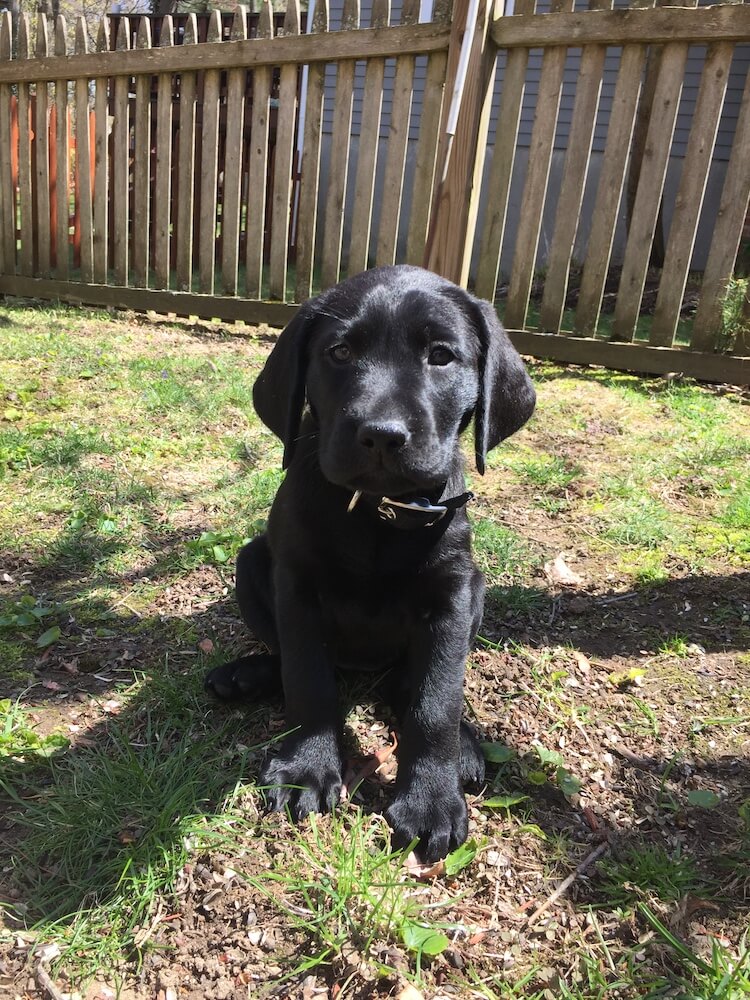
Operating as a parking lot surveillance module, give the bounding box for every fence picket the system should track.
[320,0,359,288]
[34,15,51,277]
[505,0,575,329]
[650,40,733,347]
[269,0,301,300]
[474,0,535,300]
[75,18,94,283]
[17,15,33,277]
[348,0,389,276]
[691,67,750,352]
[246,1,273,299]
[131,18,152,288]
[198,10,222,294]
[425,0,500,284]
[405,0,449,267]
[153,16,174,290]
[375,0,419,267]
[539,0,611,334]
[93,19,109,284]
[176,14,198,292]
[220,8,248,297]
[295,0,329,301]
[52,17,69,280]
[612,0,697,342]
[113,17,130,285]
[574,43,646,336]
[0,13,11,276]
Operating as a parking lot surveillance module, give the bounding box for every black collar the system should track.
[347,488,474,530]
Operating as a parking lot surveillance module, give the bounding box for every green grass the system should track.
[0,667,269,982]
[471,516,532,583]
[595,843,708,907]
[2,303,750,998]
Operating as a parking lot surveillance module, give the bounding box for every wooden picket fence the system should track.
[0,0,748,382]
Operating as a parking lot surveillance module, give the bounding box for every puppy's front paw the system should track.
[386,775,468,862]
[260,731,343,821]
[460,721,486,786]
[205,654,282,702]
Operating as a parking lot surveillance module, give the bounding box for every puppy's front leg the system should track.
[260,569,343,820]
[387,588,475,861]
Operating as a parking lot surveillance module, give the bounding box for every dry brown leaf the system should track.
[572,650,591,673]
[403,851,445,880]
[544,555,583,587]
[397,985,425,1000]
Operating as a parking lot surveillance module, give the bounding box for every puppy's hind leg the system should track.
[205,535,282,702]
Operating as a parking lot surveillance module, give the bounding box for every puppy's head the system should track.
[253,266,535,494]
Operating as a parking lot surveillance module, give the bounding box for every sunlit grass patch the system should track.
[0,666,269,982]
[470,516,534,583]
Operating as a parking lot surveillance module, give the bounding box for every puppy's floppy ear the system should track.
[252,300,317,469]
[457,291,536,474]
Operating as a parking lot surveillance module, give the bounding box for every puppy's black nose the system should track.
[357,420,408,453]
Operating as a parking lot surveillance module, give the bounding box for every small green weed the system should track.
[595,843,706,906]
[0,698,69,759]
[658,634,691,658]
[245,809,469,981]
[718,277,750,352]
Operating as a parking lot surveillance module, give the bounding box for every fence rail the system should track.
[0,0,748,384]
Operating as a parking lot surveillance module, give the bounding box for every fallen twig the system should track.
[525,840,610,926]
[35,963,66,1000]
[610,744,665,772]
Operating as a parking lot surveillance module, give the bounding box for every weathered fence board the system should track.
[221,10,248,297]
[93,19,109,285]
[35,15,51,278]
[474,0,535,300]
[176,15,198,292]
[153,17,174,291]
[348,0,389,275]
[294,0,329,301]
[0,16,13,274]
[132,18,152,288]
[539,0,611,334]
[269,0,300,299]
[691,65,750,352]
[321,0,359,289]
[374,0,419,268]
[198,11,223,295]
[112,18,130,286]
[505,0,576,329]
[246,2,273,299]
[17,16,33,277]
[650,39,734,347]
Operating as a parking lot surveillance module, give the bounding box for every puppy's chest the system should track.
[317,573,425,670]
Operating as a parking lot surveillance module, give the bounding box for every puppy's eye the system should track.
[428,345,455,366]
[329,343,352,364]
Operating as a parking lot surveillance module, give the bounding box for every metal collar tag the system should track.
[377,496,449,526]
[347,489,474,529]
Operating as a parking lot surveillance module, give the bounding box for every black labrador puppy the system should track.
[206,265,535,860]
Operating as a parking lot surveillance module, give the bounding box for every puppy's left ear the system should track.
[462,293,536,474]
[252,300,317,469]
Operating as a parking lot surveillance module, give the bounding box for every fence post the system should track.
[423,0,497,286]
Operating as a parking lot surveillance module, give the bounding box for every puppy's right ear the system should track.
[252,300,317,469]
